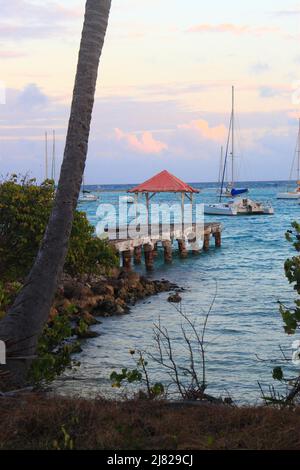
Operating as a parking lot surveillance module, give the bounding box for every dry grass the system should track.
[0,394,300,450]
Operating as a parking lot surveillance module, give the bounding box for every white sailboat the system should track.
[205,87,274,216]
[222,86,248,198]
[277,119,300,200]
[78,176,98,203]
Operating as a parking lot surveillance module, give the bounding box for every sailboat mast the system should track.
[51,130,56,182]
[45,131,48,180]
[297,118,300,185]
[218,146,224,184]
[231,86,235,185]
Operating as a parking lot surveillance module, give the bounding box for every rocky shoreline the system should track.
[50,269,182,339]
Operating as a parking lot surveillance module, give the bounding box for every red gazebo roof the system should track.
[128,170,200,194]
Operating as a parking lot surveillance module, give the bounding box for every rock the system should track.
[144,283,156,296]
[105,285,115,296]
[77,330,100,339]
[117,287,129,300]
[126,272,141,288]
[63,280,85,300]
[82,312,100,326]
[115,305,126,315]
[56,298,73,312]
[76,297,98,312]
[167,293,182,304]
[78,286,94,299]
[92,282,107,296]
[49,307,59,322]
[108,267,121,279]
[93,299,118,316]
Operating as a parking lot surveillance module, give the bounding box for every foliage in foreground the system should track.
[109,292,230,404]
[0,175,118,282]
[29,313,81,385]
[0,175,118,385]
[1,395,300,450]
[262,222,300,406]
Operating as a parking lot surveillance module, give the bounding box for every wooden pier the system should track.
[105,222,222,271]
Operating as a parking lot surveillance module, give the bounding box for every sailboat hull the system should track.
[204,204,237,216]
[205,199,274,216]
[277,192,300,200]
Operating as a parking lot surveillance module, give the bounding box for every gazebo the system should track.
[128,169,200,232]
[103,170,222,270]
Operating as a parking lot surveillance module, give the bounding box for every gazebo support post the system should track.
[181,192,185,239]
[146,192,150,236]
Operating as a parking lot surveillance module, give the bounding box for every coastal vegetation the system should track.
[0,0,113,388]
[260,222,300,406]
[0,175,119,282]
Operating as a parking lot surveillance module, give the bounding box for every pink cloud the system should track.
[178,119,227,142]
[0,50,25,59]
[115,128,167,154]
[186,23,279,36]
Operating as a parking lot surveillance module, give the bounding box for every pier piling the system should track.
[163,240,173,263]
[144,244,154,271]
[122,250,132,270]
[134,246,142,265]
[203,234,210,251]
[214,231,222,248]
[107,222,222,271]
[178,239,188,258]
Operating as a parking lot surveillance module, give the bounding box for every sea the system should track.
[53,181,300,404]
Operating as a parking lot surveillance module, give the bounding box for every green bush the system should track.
[0,175,118,281]
[29,313,80,385]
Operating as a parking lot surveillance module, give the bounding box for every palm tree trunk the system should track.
[0,0,112,388]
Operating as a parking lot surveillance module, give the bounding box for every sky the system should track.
[1,0,300,184]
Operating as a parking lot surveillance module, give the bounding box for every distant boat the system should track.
[120,195,135,204]
[78,193,98,203]
[205,87,274,216]
[277,118,300,200]
[78,176,98,203]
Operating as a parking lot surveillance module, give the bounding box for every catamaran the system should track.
[205,87,274,216]
[277,118,300,200]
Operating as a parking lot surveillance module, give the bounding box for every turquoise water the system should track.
[55,181,300,404]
